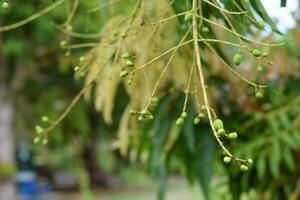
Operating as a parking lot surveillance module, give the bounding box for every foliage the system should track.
[1,0,300,200]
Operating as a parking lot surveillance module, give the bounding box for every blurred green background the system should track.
[0,0,300,200]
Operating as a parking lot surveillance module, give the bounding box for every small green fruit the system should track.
[141,109,148,115]
[120,70,129,78]
[65,50,71,57]
[42,138,48,145]
[202,26,209,33]
[41,116,49,122]
[33,137,40,144]
[66,25,73,31]
[262,51,269,57]
[194,117,200,125]
[74,66,80,72]
[138,116,144,121]
[35,125,44,134]
[148,115,154,120]
[252,49,262,57]
[233,53,242,65]
[256,65,263,72]
[126,60,134,66]
[217,128,225,135]
[129,109,137,115]
[240,164,249,171]
[176,117,184,126]
[79,56,86,62]
[200,105,207,111]
[257,21,265,29]
[228,132,238,139]
[122,53,130,59]
[181,112,187,118]
[151,97,159,104]
[120,32,127,38]
[223,156,231,163]
[2,2,9,9]
[213,119,224,130]
[60,40,68,48]
[255,92,263,99]
[198,113,205,118]
[184,12,193,22]
[127,79,132,85]
[247,159,253,164]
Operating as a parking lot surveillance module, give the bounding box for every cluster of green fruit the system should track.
[120,53,135,85]
[33,116,50,145]
[233,49,269,67]
[2,1,9,9]
[129,97,160,121]
[72,56,86,77]
[213,118,253,171]
[233,49,270,99]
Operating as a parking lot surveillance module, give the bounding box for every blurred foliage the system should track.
[1,1,300,200]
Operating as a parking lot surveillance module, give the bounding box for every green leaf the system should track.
[157,165,167,200]
[281,133,298,150]
[282,146,295,172]
[250,0,282,34]
[267,115,280,135]
[195,126,216,198]
[292,130,300,146]
[281,0,287,7]
[278,113,291,129]
[268,140,281,178]
[182,103,196,154]
[256,156,266,180]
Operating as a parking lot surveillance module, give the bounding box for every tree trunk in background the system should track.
[0,88,16,200]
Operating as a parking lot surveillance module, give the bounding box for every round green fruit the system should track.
[193,117,200,125]
[256,65,263,72]
[122,53,130,59]
[176,117,184,126]
[119,70,129,78]
[33,137,40,144]
[262,51,269,57]
[228,132,238,139]
[2,2,9,9]
[240,164,249,171]
[255,92,263,99]
[252,49,262,57]
[126,60,134,66]
[223,156,231,164]
[217,128,225,135]
[141,109,148,115]
[213,119,224,130]
[184,12,193,22]
[181,112,187,118]
[202,26,209,33]
[41,116,49,122]
[257,21,265,29]
[247,159,253,164]
[233,53,242,65]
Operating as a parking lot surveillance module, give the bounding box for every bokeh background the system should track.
[0,0,300,200]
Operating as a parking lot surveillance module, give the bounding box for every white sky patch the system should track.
[262,0,298,32]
